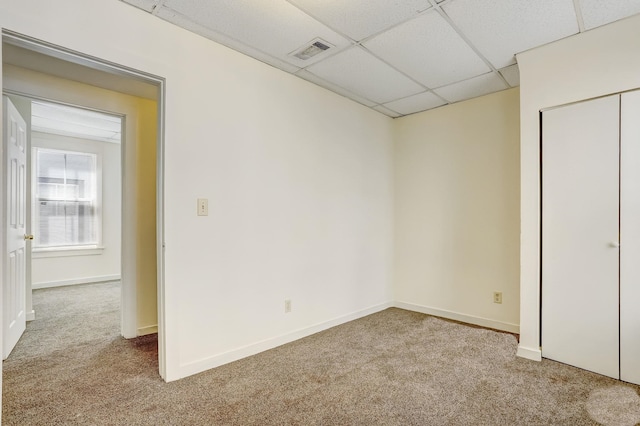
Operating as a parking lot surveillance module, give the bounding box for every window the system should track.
[33,148,100,249]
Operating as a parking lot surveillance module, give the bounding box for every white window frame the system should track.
[32,147,103,256]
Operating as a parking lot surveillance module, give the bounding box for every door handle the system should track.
[24,234,34,241]
[609,241,620,248]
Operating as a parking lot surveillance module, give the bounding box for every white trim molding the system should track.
[138,325,158,336]
[32,246,105,258]
[174,302,393,381]
[394,301,520,334]
[32,274,120,289]
[517,345,542,361]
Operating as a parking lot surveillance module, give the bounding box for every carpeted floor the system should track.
[3,282,640,425]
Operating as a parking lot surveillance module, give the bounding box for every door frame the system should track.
[0,30,167,379]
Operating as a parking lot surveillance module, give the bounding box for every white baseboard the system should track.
[394,301,520,334]
[138,325,158,336]
[32,274,121,289]
[174,301,393,381]
[26,310,36,321]
[516,345,542,361]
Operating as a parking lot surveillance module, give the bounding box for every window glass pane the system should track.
[37,151,65,180]
[38,200,65,246]
[37,151,65,199]
[34,148,98,248]
[65,153,94,198]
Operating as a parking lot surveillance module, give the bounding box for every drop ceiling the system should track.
[120,0,640,117]
[31,101,122,144]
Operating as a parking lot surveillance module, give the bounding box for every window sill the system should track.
[32,246,105,258]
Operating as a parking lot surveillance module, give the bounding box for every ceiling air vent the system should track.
[290,38,333,60]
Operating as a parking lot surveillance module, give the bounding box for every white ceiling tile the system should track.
[364,10,490,89]
[155,7,302,73]
[499,64,520,87]
[31,102,122,143]
[295,70,377,107]
[159,0,351,68]
[433,72,507,103]
[32,102,121,129]
[372,105,402,118]
[33,120,121,142]
[120,0,157,13]
[383,91,447,115]
[305,47,425,104]
[287,0,432,41]
[579,0,640,30]
[443,0,579,69]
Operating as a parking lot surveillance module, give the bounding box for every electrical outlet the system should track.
[493,292,503,304]
[284,299,292,313]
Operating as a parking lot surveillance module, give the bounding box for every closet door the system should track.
[620,90,640,386]
[542,95,620,379]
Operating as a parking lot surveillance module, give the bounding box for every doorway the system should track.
[1,31,166,378]
[3,95,124,358]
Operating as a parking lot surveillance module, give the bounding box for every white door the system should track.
[620,90,640,386]
[3,96,27,359]
[541,95,620,379]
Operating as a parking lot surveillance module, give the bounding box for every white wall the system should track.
[517,14,640,360]
[30,131,121,289]
[0,0,394,381]
[134,100,158,335]
[394,88,520,333]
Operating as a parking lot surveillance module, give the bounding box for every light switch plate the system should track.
[197,198,208,216]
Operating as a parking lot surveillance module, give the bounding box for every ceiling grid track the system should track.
[427,0,512,89]
[572,0,586,32]
[117,0,640,117]
[151,0,165,15]
[285,0,444,110]
[354,6,436,45]
[284,0,358,47]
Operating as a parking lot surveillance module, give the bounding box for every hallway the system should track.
[2,282,159,424]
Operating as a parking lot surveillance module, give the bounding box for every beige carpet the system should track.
[3,282,640,425]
